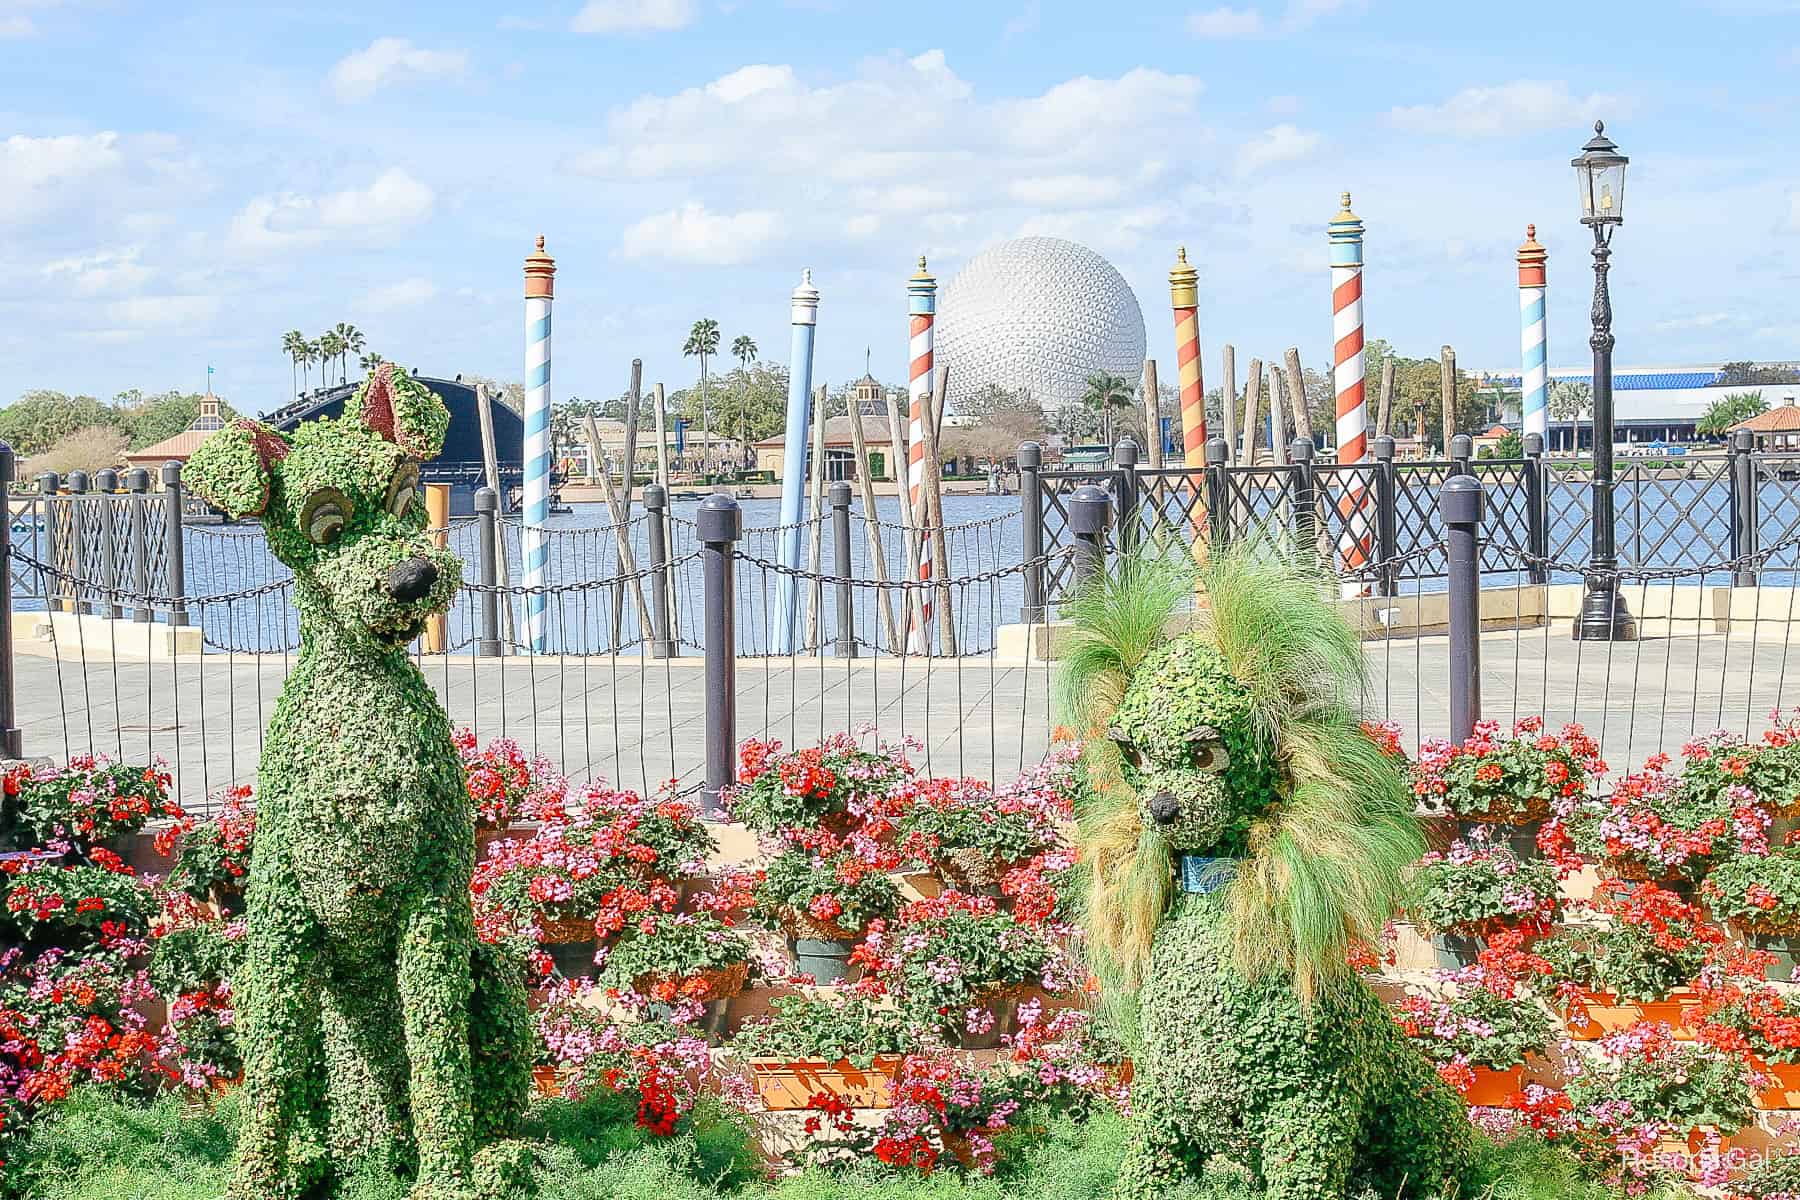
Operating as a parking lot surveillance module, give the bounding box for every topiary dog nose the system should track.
[1148,792,1180,825]
[385,557,438,603]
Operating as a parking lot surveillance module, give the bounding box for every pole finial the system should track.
[1594,119,1604,135]
[1168,245,1198,306]
[524,233,556,296]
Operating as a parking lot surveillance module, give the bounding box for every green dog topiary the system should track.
[183,364,531,1200]
[1064,549,1473,1200]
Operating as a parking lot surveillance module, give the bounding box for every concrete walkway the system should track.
[16,625,1800,812]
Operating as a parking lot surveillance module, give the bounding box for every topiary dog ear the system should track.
[347,362,448,461]
[184,420,289,519]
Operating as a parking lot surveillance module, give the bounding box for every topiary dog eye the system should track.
[302,488,352,545]
[386,463,419,519]
[1189,731,1231,775]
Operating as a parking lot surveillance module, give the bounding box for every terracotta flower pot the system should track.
[538,911,597,944]
[634,961,750,1003]
[746,1054,906,1110]
[1560,989,1698,1041]
[1645,1128,1737,1181]
[1753,1058,1800,1109]
[1462,1064,1524,1107]
[532,1064,574,1098]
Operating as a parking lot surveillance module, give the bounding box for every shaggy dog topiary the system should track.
[1065,550,1473,1200]
[185,364,531,1200]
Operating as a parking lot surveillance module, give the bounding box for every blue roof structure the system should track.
[1484,370,1724,390]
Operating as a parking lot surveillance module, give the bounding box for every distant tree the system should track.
[0,391,120,456]
[942,396,1046,463]
[335,323,364,379]
[318,331,345,387]
[32,425,129,476]
[1697,390,1769,438]
[683,361,789,446]
[1486,430,1523,459]
[551,398,600,457]
[303,339,323,390]
[1051,401,1103,444]
[683,318,721,471]
[1720,361,1800,387]
[1081,371,1134,446]
[359,351,384,372]
[461,375,525,414]
[281,330,306,397]
[1548,380,1593,423]
[1301,367,1335,449]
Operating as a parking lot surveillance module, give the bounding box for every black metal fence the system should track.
[1023,428,1800,603]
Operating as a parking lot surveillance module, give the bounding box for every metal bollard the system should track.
[1450,433,1473,478]
[0,443,20,756]
[1523,432,1548,585]
[644,484,676,659]
[37,472,59,612]
[1112,437,1139,553]
[1373,436,1399,597]
[829,480,855,657]
[67,470,90,615]
[1730,428,1759,588]
[126,469,153,624]
[1440,474,1486,743]
[1068,485,1111,591]
[1018,441,1045,622]
[1205,437,1231,547]
[161,461,189,627]
[699,494,742,818]
[1289,437,1318,559]
[474,487,502,657]
[94,468,121,620]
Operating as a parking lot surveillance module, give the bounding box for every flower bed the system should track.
[1412,718,1602,825]
[1410,836,1561,938]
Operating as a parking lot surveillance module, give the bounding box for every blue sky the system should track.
[2,0,1797,416]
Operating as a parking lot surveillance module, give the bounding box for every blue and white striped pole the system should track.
[774,270,820,654]
[1518,224,1548,444]
[523,235,556,653]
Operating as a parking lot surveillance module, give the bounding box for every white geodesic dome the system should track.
[936,236,1147,416]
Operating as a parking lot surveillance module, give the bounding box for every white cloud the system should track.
[0,0,63,38]
[328,37,468,102]
[571,0,694,33]
[105,294,221,329]
[1389,81,1620,138]
[1187,6,1263,36]
[42,247,150,296]
[0,132,123,224]
[573,52,1207,266]
[1234,124,1320,177]
[1007,175,1124,208]
[619,203,778,264]
[362,277,438,311]
[1782,192,1800,233]
[1653,312,1735,332]
[228,167,435,254]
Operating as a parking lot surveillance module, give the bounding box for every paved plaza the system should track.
[16,625,1800,811]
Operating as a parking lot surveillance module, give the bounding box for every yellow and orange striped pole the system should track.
[1169,247,1207,548]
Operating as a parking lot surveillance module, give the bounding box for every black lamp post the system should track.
[1572,120,1637,641]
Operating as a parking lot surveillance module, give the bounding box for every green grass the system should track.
[10,1089,1699,1200]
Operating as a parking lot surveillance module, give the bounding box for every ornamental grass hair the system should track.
[1067,543,1423,1006]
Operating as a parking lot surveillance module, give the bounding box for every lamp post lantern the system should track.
[1572,120,1637,641]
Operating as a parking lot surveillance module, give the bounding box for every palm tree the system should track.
[683,318,721,476]
[319,332,345,387]
[281,330,306,397]
[1082,371,1134,446]
[336,323,365,378]
[304,338,323,391]
[359,351,385,372]
[731,335,758,457]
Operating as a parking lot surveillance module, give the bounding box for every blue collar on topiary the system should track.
[1178,855,1238,894]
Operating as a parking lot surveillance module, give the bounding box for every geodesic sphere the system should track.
[935,236,1147,416]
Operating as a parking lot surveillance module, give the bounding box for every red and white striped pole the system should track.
[1328,192,1372,591]
[906,256,936,654]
